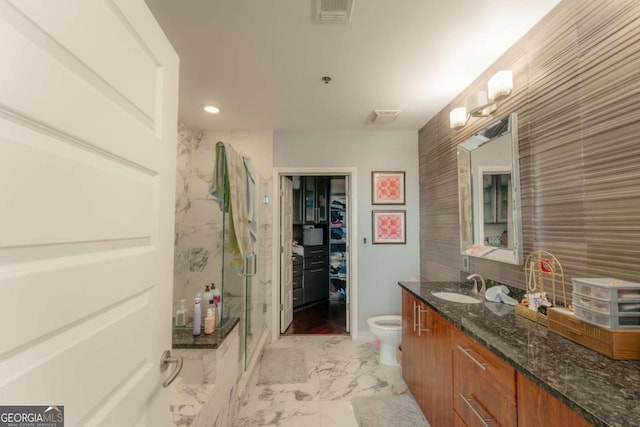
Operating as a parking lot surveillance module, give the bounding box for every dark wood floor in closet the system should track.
[283,300,348,335]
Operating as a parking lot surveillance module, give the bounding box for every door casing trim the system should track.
[271,167,358,342]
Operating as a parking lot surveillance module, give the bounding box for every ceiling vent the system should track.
[372,109,401,124]
[314,0,355,24]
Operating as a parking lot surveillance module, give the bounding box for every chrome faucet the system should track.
[466,274,487,296]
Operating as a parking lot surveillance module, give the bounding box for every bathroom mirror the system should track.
[457,113,522,265]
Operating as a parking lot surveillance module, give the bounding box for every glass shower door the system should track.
[221,172,267,374]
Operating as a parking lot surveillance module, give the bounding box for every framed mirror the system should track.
[457,113,522,265]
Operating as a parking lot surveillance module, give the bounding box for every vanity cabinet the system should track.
[401,288,594,427]
[401,290,453,425]
[517,373,592,427]
[452,328,517,427]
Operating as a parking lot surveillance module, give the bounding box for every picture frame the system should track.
[371,171,405,205]
[372,210,406,244]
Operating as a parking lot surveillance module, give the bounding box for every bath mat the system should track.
[257,347,308,385]
[351,394,430,427]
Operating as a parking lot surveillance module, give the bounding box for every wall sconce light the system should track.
[449,70,513,129]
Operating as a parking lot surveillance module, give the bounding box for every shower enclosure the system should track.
[219,170,269,374]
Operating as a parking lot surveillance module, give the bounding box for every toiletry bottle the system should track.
[211,283,221,325]
[193,298,202,336]
[202,285,212,312]
[175,299,186,327]
[204,308,215,335]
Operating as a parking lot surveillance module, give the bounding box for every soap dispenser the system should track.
[202,284,212,312]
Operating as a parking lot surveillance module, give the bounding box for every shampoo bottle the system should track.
[193,298,202,336]
[204,308,215,335]
[202,285,212,312]
[211,284,221,325]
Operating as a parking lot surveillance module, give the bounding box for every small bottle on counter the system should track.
[202,284,212,312]
[193,298,202,336]
[211,283,221,325]
[204,308,215,335]
[175,299,186,327]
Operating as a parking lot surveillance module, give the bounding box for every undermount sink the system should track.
[431,291,482,304]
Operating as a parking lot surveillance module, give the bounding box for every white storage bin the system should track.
[573,292,640,315]
[572,278,640,301]
[303,228,323,246]
[573,304,640,329]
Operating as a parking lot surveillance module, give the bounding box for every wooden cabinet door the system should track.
[517,373,593,427]
[423,310,453,427]
[401,290,423,405]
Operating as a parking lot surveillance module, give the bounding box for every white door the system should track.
[0,1,178,426]
[280,177,294,333]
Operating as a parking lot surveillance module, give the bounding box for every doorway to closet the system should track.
[280,174,351,335]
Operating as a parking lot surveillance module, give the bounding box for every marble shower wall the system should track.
[174,123,222,317]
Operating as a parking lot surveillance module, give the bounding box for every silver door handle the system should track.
[248,252,257,277]
[413,301,418,331]
[418,306,429,336]
[160,350,183,388]
[457,345,489,370]
[242,253,257,277]
[459,393,493,426]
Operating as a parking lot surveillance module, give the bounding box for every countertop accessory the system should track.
[548,306,640,360]
[516,250,566,326]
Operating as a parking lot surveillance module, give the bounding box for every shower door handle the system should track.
[243,252,257,277]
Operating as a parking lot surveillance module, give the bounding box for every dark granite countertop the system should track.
[399,281,640,427]
[172,317,239,349]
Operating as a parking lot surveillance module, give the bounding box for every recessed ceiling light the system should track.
[203,105,220,114]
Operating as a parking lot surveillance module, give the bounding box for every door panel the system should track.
[280,177,294,333]
[0,1,178,426]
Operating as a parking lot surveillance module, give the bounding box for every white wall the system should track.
[274,131,420,332]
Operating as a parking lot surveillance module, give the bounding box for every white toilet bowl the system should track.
[367,315,402,366]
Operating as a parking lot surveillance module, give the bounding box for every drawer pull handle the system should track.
[308,268,325,273]
[418,306,430,336]
[413,301,418,331]
[309,261,325,265]
[457,345,489,370]
[567,327,583,336]
[459,393,493,427]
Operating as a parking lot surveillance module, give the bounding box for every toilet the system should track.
[367,315,402,366]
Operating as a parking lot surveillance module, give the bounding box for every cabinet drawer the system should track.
[453,331,517,427]
[303,267,328,304]
[304,257,328,269]
[292,274,303,289]
[453,330,516,398]
[303,245,328,259]
[293,262,303,276]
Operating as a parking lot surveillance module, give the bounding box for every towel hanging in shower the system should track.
[210,142,253,269]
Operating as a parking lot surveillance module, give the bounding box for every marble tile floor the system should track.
[234,334,410,427]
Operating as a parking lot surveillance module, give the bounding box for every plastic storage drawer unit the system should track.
[572,278,640,301]
[573,293,640,316]
[573,304,640,329]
